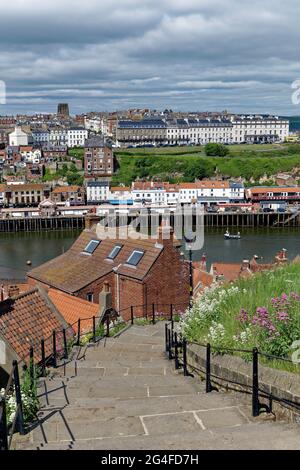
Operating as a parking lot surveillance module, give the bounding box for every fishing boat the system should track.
[224,230,241,240]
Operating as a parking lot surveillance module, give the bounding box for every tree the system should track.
[204,143,229,157]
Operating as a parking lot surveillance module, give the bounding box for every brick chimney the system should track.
[0,285,4,302]
[8,285,20,298]
[275,248,288,264]
[157,220,174,245]
[200,253,207,271]
[85,213,101,230]
[241,260,250,271]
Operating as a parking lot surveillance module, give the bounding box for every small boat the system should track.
[224,230,241,240]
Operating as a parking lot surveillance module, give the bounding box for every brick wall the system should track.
[144,238,190,315]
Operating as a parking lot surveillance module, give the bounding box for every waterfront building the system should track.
[4,183,50,206]
[131,180,245,206]
[86,180,110,204]
[51,185,85,206]
[0,184,5,206]
[246,186,300,206]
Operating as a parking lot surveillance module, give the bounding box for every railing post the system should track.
[52,330,57,368]
[106,315,110,337]
[174,332,179,369]
[13,361,25,435]
[77,319,81,346]
[168,328,172,360]
[165,323,169,352]
[206,343,213,393]
[0,398,8,450]
[152,303,155,324]
[131,306,134,325]
[63,328,68,359]
[41,339,45,377]
[252,347,260,417]
[93,316,96,342]
[183,339,188,376]
[29,346,34,390]
[170,303,173,323]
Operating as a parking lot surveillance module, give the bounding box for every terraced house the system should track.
[27,215,190,319]
[4,183,51,206]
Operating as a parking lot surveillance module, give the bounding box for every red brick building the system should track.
[28,215,190,319]
[84,136,114,179]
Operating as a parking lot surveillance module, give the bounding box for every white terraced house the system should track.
[130,181,245,206]
[67,128,88,148]
[116,115,289,147]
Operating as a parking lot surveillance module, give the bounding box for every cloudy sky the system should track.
[1,0,300,115]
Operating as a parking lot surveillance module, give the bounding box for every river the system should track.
[0,228,300,280]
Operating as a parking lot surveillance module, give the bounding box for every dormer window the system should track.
[84,240,100,254]
[126,250,144,266]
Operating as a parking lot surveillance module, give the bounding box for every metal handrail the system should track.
[165,322,300,418]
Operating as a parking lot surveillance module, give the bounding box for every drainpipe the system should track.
[113,264,122,312]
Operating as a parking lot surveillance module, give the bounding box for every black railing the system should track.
[0,361,25,450]
[165,322,300,418]
[0,302,187,450]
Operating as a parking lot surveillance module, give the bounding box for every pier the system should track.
[0,211,300,232]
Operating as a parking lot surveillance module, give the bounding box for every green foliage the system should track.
[204,143,229,157]
[113,144,300,186]
[181,263,300,372]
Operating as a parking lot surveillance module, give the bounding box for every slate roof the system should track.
[0,287,68,362]
[28,227,165,293]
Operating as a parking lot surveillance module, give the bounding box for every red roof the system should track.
[48,288,98,333]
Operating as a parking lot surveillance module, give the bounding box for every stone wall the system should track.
[187,343,300,423]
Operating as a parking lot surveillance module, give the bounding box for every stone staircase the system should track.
[14,322,300,450]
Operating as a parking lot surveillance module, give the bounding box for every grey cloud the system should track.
[1,0,300,114]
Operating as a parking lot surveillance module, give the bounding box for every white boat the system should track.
[224,230,241,240]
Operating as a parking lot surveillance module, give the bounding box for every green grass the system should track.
[182,263,300,373]
[112,152,300,186]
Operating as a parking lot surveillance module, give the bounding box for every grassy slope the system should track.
[183,263,300,372]
[66,144,300,185]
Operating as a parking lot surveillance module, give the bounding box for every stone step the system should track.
[39,394,245,422]
[50,362,176,379]
[31,402,251,444]
[38,378,201,405]
[18,422,300,450]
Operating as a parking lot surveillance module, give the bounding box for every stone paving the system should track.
[14,322,300,450]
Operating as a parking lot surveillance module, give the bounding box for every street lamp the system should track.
[184,231,196,308]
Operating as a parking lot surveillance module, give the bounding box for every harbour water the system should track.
[0,227,300,280]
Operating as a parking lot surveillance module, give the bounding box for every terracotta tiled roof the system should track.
[211,263,243,282]
[0,287,68,362]
[249,187,300,195]
[52,185,81,193]
[110,186,131,192]
[8,183,46,192]
[28,227,166,293]
[48,288,98,333]
[0,184,6,192]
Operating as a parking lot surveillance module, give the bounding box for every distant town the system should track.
[0,105,300,223]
